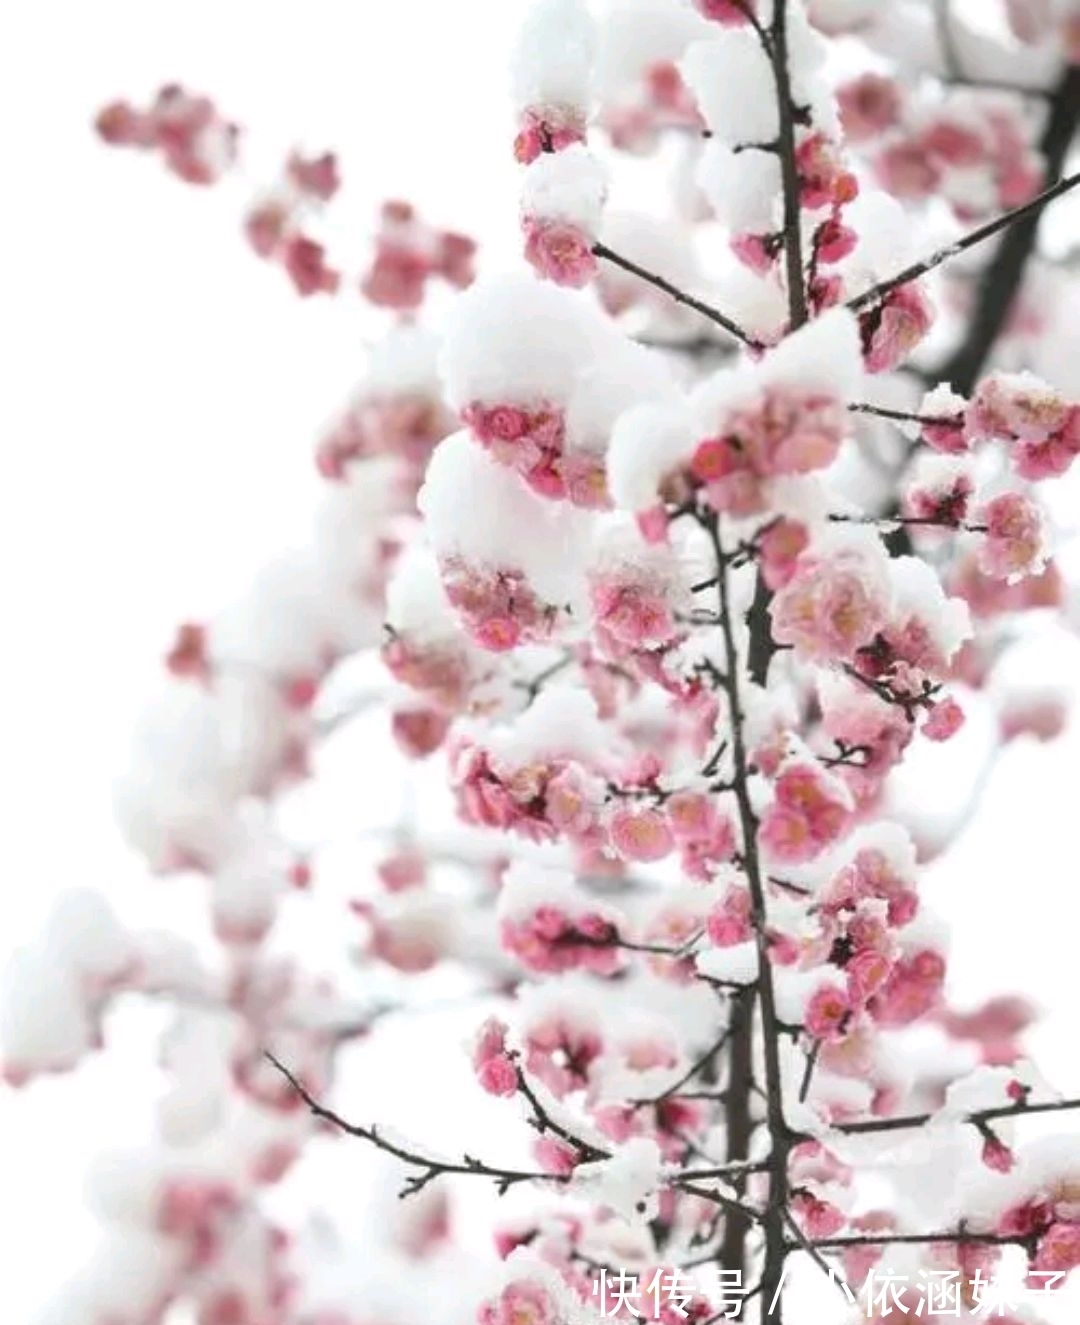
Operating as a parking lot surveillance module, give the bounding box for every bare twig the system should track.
[847,170,1080,315]
[832,1094,1080,1137]
[592,242,763,349]
[265,1052,566,1196]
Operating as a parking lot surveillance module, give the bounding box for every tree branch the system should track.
[847,167,1080,317]
[266,1052,569,1196]
[770,0,809,333]
[718,986,756,1313]
[938,65,1080,393]
[705,511,793,1322]
[592,242,763,349]
[831,1094,1080,1137]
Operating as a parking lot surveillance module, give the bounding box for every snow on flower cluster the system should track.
[13,1,1080,1323]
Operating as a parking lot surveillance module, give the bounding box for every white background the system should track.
[2,1,1080,1320]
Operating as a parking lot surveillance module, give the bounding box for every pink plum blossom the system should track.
[975,493,1047,582]
[837,73,903,142]
[922,696,965,742]
[514,106,588,164]
[771,538,890,663]
[473,1018,519,1098]
[805,985,853,1042]
[609,805,675,863]
[861,284,934,373]
[696,0,757,23]
[523,217,597,287]
[759,762,853,864]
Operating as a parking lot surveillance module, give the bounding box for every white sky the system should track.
[2,1,1080,1321]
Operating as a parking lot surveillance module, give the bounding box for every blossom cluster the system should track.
[9,2,1080,1324]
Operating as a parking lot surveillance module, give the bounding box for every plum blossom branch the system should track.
[632,1024,734,1107]
[797,1229,1025,1251]
[847,401,963,430]
[705,510,793,1320]
[832,1094,1080,1137]
[940,64,1080,392]
[728,0,771,47]
[847,169,1080,316]
[783,1210,856,1302]
[265,1052,569,1195]
[591,242,763,349]
[828,512,989,533]
[513,1064,610,1162]
[841,663,942,720]
[769,0,809,333]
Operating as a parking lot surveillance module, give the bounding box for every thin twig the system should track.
[848,401,964,430]
[633,1025,735,1107]
[832,1094,1080,1137]
[265,1052,565,1196]
[847,170,1080,314]
[783,1211,856,1303]
[592,242,763,350]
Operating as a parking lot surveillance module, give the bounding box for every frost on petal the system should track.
[497,860,627,977]
[680,32,778,146]
[976,493,1049,584]
[903,452,973,526]
[521,147,608,287]
[608,804,675,861]
[770,526,893,664]
[386,545,465,649]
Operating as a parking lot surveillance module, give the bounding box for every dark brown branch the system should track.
[797,1230,1022,1251]
[783,1211,856,1302]
[832,1094,1080,1137]
[676,1159,767,1182]
[939,65,1080,393]
[848,401,964,430]
[770,0,809,333]
[828,512,988,533]
[515,1066,610,1162]
[513,652,575,702]
[706,511,793,1322]
[719,986,756,1313]
[847,168,1080,316]
[633,1023,734,1107]
[933,0,963,81]
[265,1052,565,1196]
[592,242,763,349]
